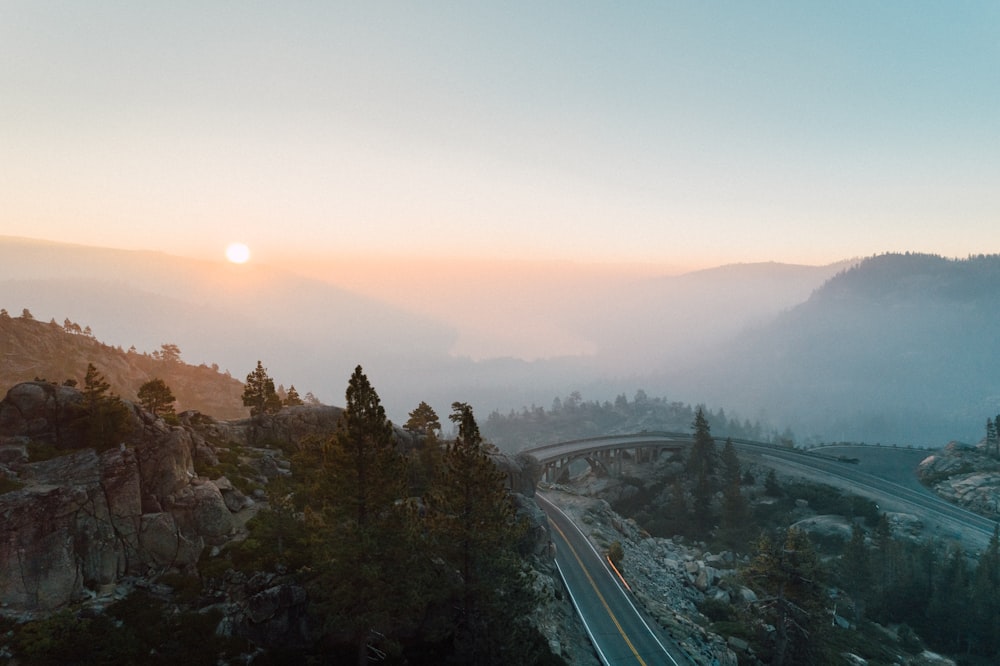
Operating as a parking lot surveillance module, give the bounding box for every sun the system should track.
[225,242,251,264]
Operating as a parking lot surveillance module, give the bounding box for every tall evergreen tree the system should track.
[404,401,443,496]
[840,523,872,622]
[78,363,132,451]
[687,407,716,477]
[309,366,416,665]
[972,524,1000,657]
[719,474,749,551]
[721,437,740,487]
[663,478,690,536]
[242,361,281,443]
[426,402,541,664]
[926,543,972,653]
[242,361,280,417]
[82,362,111,406]
[987,418,998,459]
[744,529,828,666]
[994,414,1000,458]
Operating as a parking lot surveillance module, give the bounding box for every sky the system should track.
[2,2,999,278]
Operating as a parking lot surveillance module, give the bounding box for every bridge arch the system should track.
[523,432,691,483]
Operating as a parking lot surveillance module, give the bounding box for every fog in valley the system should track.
[3,236,995,447]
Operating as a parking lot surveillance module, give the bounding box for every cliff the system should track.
[0,381,255,611]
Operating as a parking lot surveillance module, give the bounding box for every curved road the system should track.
[537,492,691,666]
[530,434,998,664]
[529,434,997,547]
[734,441,997,547]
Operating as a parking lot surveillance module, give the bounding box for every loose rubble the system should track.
[542,484,738,666]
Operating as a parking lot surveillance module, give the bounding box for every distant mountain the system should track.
[0,312,246,418]
[678,253,1000,446]
[572,260,851,372]
[0,236,457,412]
[7,237,992,446]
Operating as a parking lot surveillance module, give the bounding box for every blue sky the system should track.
[2,2,998,270]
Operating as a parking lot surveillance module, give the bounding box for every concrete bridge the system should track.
[523,431,695,482]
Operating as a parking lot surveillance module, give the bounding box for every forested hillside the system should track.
[680,253,1000,446]
[0,309,246,418]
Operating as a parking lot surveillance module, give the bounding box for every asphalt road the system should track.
[735,441,998,548]
[536,492,691,666]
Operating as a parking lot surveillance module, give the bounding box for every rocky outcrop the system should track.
[918,441,1000,519]
[0,382,256,611]
[0,381,87,450]
[216,572,313,650]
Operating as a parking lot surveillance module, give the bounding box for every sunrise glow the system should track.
[225,243,251,264]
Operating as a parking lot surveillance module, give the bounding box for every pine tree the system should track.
[987,418,998,458]
[840,523,872,622]
[687,407,716,477]
[971,524,1000,656]
[404,401,441,438]
[309,366,415,666]
[990,417,998,458]
[426,402,541,664]
[719,474,749,551]
[721,437,740,487]
[137,378,176,417]
[78,363,132,451]
[926,543,971,653]
[283,384,303,407]
[242,361,279,417]
[404,401,443,496]
[664,478,690,535]
[242,361,280,443]
[745,529,827,665]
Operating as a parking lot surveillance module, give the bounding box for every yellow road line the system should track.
[549,519,648,666]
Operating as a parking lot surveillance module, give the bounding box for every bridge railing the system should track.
[522,431,693,455]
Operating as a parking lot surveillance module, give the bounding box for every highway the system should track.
[531,434,997,663]
[736,441,998,547]
[537,492,691,666]
[528,433,997,547]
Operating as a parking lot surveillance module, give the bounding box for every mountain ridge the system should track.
[675,252,1000,445]
[0,312,246,419]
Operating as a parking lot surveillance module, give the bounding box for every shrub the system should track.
[26,440,65,462]
[607,540,624,567]
[0,476,24,494]
[698,597,737,623]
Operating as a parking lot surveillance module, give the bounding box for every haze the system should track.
[2,5,999,445]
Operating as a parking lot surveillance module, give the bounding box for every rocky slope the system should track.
[542,482,745,666]
[917,440,1000,519]
[544,455,961,666]
[0,381,259,611]
[0,379,593,664]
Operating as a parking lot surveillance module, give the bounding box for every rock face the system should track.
[0,382,253,611]
[0,381,88,450]
[918,441,1000,519]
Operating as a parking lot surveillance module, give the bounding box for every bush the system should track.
[607,540,624,567]
[12,610,141,665]
[0,476,24,494]
[158,571,203,604]
[698,597,737,623]
[26,440,66,462]
[898,623,922,654]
